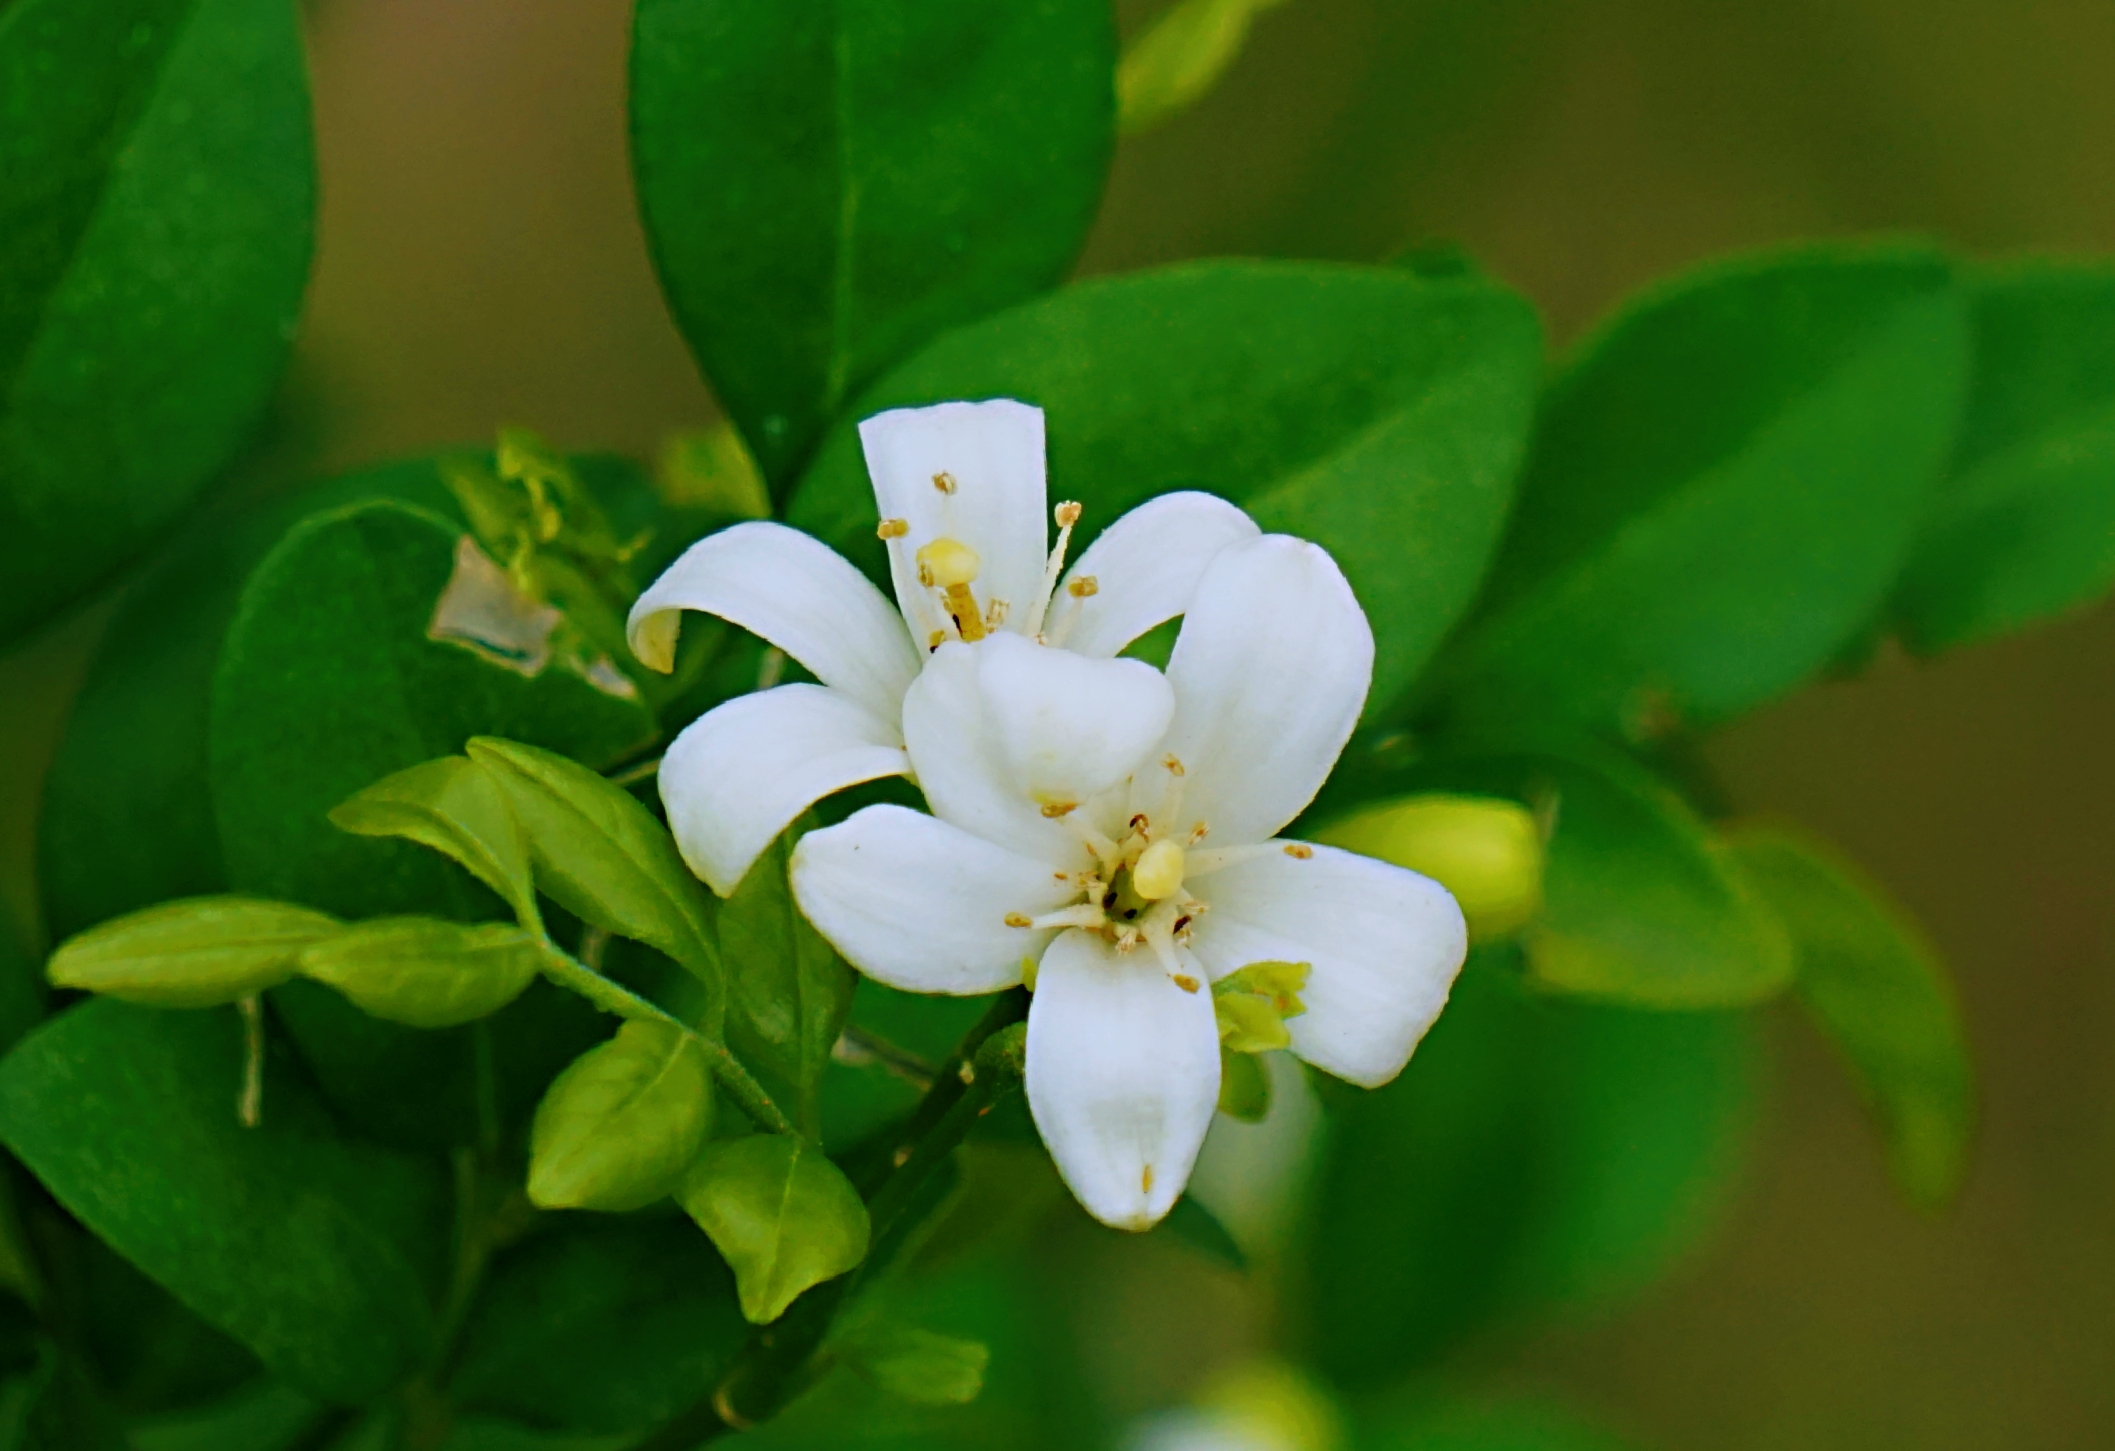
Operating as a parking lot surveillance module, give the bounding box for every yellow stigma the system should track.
[1131,840,1187,901]
[916,536,980,589]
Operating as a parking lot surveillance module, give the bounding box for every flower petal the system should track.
[1025,929,1222,1230]
[659,684,909,896]
[1187,842,1465,1087]
[627,521,920,723]
[859,401,1048,635]
[1049,491,1260,657]
[1153,535,1373,847]
[790,805,1076,995]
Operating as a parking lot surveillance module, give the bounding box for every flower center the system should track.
[878,499,1090,650]
[1004,806,1212,992]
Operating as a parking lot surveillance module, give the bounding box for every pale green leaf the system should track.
[46,897,337,1008]
[837,1322,989,1406]
[296,918,543,1030]
[328,756,538,926]
[680,1135,870,1324]
[529,1020,714,1213]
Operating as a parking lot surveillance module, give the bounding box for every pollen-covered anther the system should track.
[1162,754,1186,777]
[1004,912,1033,928]
[1172,973,1200,994]
[1039,798,1079,819]
[932,470,957,494]
[1131,840,1187,901]
[1067,575,1099,598]
[928,629,946,650]
[876,517,909,539]
[1185,821,1209,846]
[1284,843,1314,860]
[1054,500,1082,527]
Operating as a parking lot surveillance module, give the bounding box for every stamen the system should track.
[880,517,949,644]
[1068,576,1098,598]
[1004,913,1032,928]
[1059,815,1123,872]
[1026,500,1084,640]
[1284,843,1314,860]
[1171,974,1201,994]
[876,518,909,539]
[984,597,1008,631]
[1038,798,1079,819]
[1162,754,1186,777]
[932,471,957,494]
[1185,821,1209,846]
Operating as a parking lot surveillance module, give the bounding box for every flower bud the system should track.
[1319,793,1544,942]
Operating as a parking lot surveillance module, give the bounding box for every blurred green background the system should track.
[3,0,2111,1445]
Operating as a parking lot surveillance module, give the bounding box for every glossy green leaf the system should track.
[1302,958,1753,1388]
[0,1001,444,1402]
[1730,827,1973,1209]
[295,918,543,1030]
[1894,260,2115,653]
[467,737,719,991]
[1429,242,1969,737]
[631,0,1116,486]
[528,1020,714,1212]
[46,897,336,1008]
[720,823,857,1138]
[1116,0,1291,137]
[790,263,1543,714]
[0,0,315,645]
[836,1322,989,1406]
[450,1217,746,1434]
[208,503,654,923]
[328,756,538,927]
[681,1135,871,1324]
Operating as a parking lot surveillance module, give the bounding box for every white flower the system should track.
[627,399,1259,895]
[789,528,1467,1230]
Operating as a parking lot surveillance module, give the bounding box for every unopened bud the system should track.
[1319,794,1544,942]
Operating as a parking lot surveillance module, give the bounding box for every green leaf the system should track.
[1729,827,1973,1209]
[1893,260,2115,653]
[630,0,1116,487]
[46,897,336,1008]
[0,0,315,645]
[528,1020,714,1212]
[1116,0,1291,137]
[1358,1397,1641,1451]
[328,757,538,928]
[1428,241,1970,737]
[719,823,857,1138]
[789,263,1543,715]
[450,1217,746,1434]
[295,918,543,1030]
[0,905,43,1054]
[467,737,720,993]
[1302,958,1754,1388]
[208,502,654,922]
[836,1322,989,1407]
[0,1001,444,1402]
[680,1135,871,1324]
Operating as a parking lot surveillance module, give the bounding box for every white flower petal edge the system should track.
[1187,844,1465,1087]
[1046,491,1262,658]
[1152,534,1373,848]
[790,805,1076,995]
[1025,929,1222,1231]
[626,520,919,722]
[659,685,909,896]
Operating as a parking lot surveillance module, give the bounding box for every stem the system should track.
[535,942,797,1139]
[607,755,663,788]
[236,995,265,1128]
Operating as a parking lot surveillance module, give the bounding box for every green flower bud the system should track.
[1319,793,1545,942]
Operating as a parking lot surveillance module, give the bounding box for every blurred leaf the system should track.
[1216,1048,1271,1122]
[0,0,315,645]
[467,738,719,995]
[720,823,857,1138]
[1358,1396,1640,1451]
[680,1135,870,1324]
[330,757,539,928]
[0,906,43,1055]
[1319,794,1544,942]
[1117,0,1292,137]
[126,1381,320,1451]
[451,1217,745,1434]
[46,897,336,1008]
[0,1001,445,1402]
[835,1322,988,1407]
[1302,958,1753,1388]
[790,263,1543,715]
[1155,1195,1247,1272]
[72,1238,258,1416]
[1429,241,1969,738]
[657,424,771,521]
[1730,826,1973,1209]
[1894,260,2115,653]
[296,918,543,1030]
[528,1020,713,1213]
[631,0,1116,487]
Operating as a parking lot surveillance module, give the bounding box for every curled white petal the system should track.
[1187,842,1465,1087]
[860,401,1048,634]
[659,684,908,896]
[1049,491,1260,657]
[1152,535,1373,847]
[626,521,919,723]
[790,805,1076,995]
[1025,929,1222,1231]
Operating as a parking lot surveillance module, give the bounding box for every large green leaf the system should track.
[0,1001,445,1403]
[790,262,1544,714]
[1427,242,1969,737]
[1301,957,1754,1390]
[1893,260,2115,653]
[1730,827,1973,1209]
[631,0,1116,487]
[0,0,314,644]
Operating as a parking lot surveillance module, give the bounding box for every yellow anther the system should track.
[1054,500,1082,527]
[916,536,980,588]
[1132,840,1187,901]
[876,517,909,539]
[1162,754,1186,777]
[1172,973,1200,994]
[1284,843,1314,859]
[1004,912,1032,928]
[928,629,947,650]
[1067,575,1099,598]
[932,470,957,494]
[1038,798,1078,819]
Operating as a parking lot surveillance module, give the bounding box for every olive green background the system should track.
[2,0,2110,1445]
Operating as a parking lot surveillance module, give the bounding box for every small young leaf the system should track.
[329,757,537,926]
[836,1322,989,1406]
[1117,0,1291,137]
[1729,828,1973,1209]
[680,1135,870,1324]
[467,738,720,992]
[528,1021,713,1213]
[296,918,543,1030]
[46,897,337,1008]
[718,823,856,1137]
